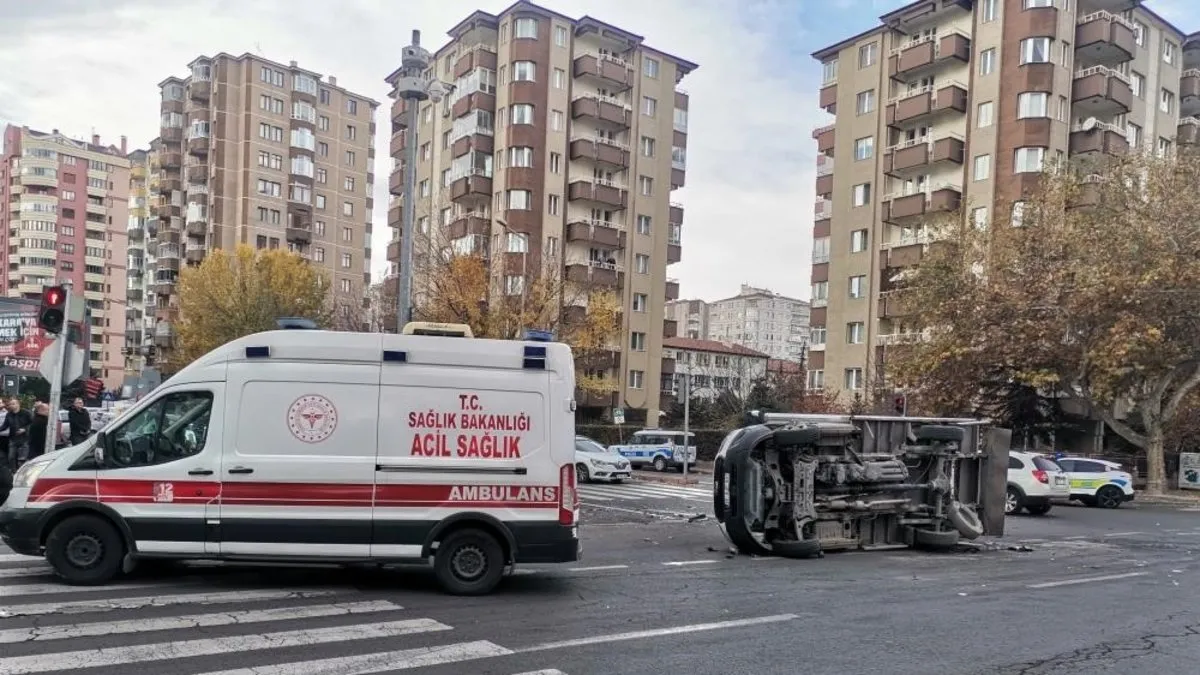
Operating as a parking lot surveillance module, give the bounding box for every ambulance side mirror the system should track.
[92,431,107,466]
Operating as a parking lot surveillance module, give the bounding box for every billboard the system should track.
[0,298,53,375]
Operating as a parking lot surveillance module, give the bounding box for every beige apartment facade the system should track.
[0,125,131,388]
[124,146,155,374]
[809,0,1192,400]
[387,1,696,426]
[154,53,379,355]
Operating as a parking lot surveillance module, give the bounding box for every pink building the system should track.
[0,125,131,388]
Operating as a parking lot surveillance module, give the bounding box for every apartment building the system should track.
[387,1,696,425]
[124,146,156,375]
[0,125,131,387]
[665,298,709,339]
[667,286,810,361]
[662,337,769,401]
[154,53,379,355]
[809,0,1189,399]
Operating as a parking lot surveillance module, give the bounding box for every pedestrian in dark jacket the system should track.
[27,402,49,463]
[0,398,33,472]
[68,397,92,445]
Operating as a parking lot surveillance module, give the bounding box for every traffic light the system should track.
[38,285,67,334]
[893,394,906,415]
[84,378,103,400]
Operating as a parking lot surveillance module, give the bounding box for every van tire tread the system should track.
[45,514,125,586]
[434,527,506,596]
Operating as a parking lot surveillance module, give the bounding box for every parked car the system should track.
[1055,456,1135,509]
[574,435,631,483]
[610,429,697,472]
[1006,451,1070,516]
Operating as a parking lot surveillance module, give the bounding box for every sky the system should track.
[1,1,1194,304]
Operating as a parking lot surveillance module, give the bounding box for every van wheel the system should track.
[434,528,505,596]
[45,514,125,586]
[653,456,668,472]
[575,463,591,484]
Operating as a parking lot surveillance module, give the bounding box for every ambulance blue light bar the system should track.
[277,317,318,330]
[523,345,546,370]
[523,329,553,342]
[245,346,271,358]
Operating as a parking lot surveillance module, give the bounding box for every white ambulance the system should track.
[0,323,581,595]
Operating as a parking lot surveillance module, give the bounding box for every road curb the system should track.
[634,472,711,487]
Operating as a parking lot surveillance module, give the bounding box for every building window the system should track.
[981,0,996,21]
[633,293,647,312]
[846,322,864,344]
[1019,37,1051,64]
[1164,40,1177,64]
[509,146,534,167]
[973,154,991,181]
[844,368,864,391]
[644,57,660,78]
[514,17,538,39]
[553,68,566,89]
[340,279,351,293]
[1013,147,1045,173]
[850,229,868,252]
[1011,201,1026,227]
[511,103,534,125]
[318,116,329,131]
[1127,122,1142,148]
[344,176,356,192]
[346,99,358,115]
[1158,137,1173,158]
[629,370,644,389]
[972,206,989,229]
[637,214,651,234]
[812,236,830,263]
[1017,91,1048,118]
[822,59,838,84]
[642,96,657,117]
[858,43,877,68]
[341,253,352,269]
[507,189,532,210]
[856,89,875,114]
[852,183,871,206]
[549,152,562,173]
[1024,0,1052,7]
[546,193,560,215]
[1130,71,1144,98]
[635,254,650,274]
[504,275,525,295]
[631,332,647,351]
[1133,20,1147,47]
[807,370,825,390]
[513,61,536,81]
[848,275,866,299]
[977,101,993,128]
[639,176,654,195]
[316,194,326,210]
[979,48,995,75]
[551,110,564,131]
[812,281,829,302]
[1161,89,1175,114]
[554,25,568,47]
[641,136,656,157]
[854,137,874,161]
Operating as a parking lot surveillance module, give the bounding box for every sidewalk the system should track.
[633,461,714,486]
[1135,489,1200,505]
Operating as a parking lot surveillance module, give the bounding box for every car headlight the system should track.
[13,457,52,488]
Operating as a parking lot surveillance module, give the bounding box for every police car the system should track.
[610,429,697,472]
[1055,456,1136,509]
[0,322,581,596]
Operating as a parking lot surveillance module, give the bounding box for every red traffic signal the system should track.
[38,285,68,334]
[83,378,103,400]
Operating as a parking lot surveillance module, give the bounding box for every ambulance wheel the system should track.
[434,528,505,596]
[653,456,668,472]
[45,514,125,586]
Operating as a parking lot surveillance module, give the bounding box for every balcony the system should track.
[286,225,312,244]
[815,171,833,196]
[388,202,402,225]
[160,152,183,169]
[1075,11,1136,66]
[877,290,913,319]
[880,228,934,268]
[187,135,209,157]
[1071,66,1132,117]
[670,202,684,225]
[1069,121,1129,155]
[813,124,835,156]
[449,212,490,240]
[1179,117,1200,145]
[450,91,497,120]
[566,218,625,249]
[882,185,961,223]
[577,389,619,408]
[158,204,183,220]
[190,80,210,102]
[570,94,631,128]
[573,53,634,90]
[814,199,832,221]
[391,98,410,130]
[567,179,627,209]
[185,249,206,265]
[888,31,971,82]
[1182,69,1200,117]
[665,278,680,301]
[449,172,492,203]
[453,44,498,79]
[185,220,206,237]
[565,260,624,288]
[160,127,183,143]
[876,331,925,347]
[388,171,404,196]
[819,83,837,113]
[569,137,631,169]
[883,134,964,176]
[885,82,968,127]
[186,165,207,183]
[160,98,184,115]
[664,319,678,338]
[667,240,681,264]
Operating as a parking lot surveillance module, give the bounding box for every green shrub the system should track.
[575,424,730,461]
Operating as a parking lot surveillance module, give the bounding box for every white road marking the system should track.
[0,581,202,598]
[512,671,569,675]
[1027,571,1148,589]
[517,613,800,653]
[0,600,400,644]
[191,640,515,675]
[0,554,34,563]
[1102,531,1144,538]
[0,566,51,578]
[0,589,339,617]
[567,564,630,572]
[0,618,451,674]
[662,560,719,567]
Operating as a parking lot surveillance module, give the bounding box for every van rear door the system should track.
[372,344,553,559]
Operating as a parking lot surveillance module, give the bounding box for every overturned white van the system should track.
[0,325,580,595]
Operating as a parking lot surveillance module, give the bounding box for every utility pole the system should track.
[391,30,430,330]
[45,279,72,457]
[681,363,691,480]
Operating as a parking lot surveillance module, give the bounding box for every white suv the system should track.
[1055,456,1136,509]
[1006,451,1070,516]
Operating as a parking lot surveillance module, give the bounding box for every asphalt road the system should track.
[2,495,1199,674]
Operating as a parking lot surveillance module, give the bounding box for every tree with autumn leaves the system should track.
[889,151,1200,494]
[173,244,332,367]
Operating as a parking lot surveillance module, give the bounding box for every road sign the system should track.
[613,408,625,425]
[36,338,86,386]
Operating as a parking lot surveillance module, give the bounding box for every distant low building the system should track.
[663,337,769,401]
[667,285,809,363]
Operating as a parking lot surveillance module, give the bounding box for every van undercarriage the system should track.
[714,413,991,557]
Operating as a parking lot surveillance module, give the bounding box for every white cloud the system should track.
[0,0,822,302]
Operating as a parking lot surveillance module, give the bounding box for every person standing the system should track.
[0,398,33,471]
[27,402,49,463]
[68,397,92,445]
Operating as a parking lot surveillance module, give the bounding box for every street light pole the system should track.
[681,363,691,480]
[392,31,431,330]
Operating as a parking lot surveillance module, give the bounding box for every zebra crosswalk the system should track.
[0,552,571,675]
[579,480,712,505]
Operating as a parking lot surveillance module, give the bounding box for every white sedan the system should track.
[1055,456,1136,509]
[574,435,632,483]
